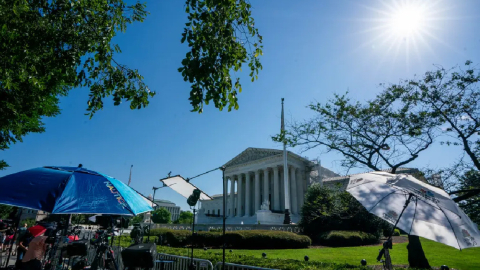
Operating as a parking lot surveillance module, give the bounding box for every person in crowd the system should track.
[0,220,6,252]
[4,225,15,252]
[15,231,33,270]
[22,233,48,270]
[15,223,28,253]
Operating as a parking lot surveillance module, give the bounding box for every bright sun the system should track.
[355,0,446,70]
[390,5,425,37]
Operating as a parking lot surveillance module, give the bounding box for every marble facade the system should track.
[197,147,338,224]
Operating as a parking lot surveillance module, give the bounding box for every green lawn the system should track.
[120,236,480,269]
[203,238,479,270]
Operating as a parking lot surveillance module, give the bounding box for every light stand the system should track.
[148,186,162,242]
[160,166,227,270]
[187,189,201,270]
[377,193,414,269]
[221,166,226,270]
[189,206,197,270]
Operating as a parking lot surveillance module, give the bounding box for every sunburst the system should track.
[352,0,451,72]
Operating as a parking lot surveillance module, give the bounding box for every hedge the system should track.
[149,229,311,249]
[318,231,380,247]
[382,228,401,237]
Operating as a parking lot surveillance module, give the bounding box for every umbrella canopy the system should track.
[346,171,480,250]
[28,225,47,237]
[0,166,152,216]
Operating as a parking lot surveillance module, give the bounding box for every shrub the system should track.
[155,229,311,249]
[229,230,311,249]
[318,230,380,247]
[382,228,401,237]
[164,230,190,247]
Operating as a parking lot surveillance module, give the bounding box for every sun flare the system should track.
[389,5,425,37]
[351,0,448,70]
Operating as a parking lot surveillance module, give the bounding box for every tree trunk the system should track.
[407,235,431,269]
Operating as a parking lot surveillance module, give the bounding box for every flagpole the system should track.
[281,98,291,224]
[128,165,133,186]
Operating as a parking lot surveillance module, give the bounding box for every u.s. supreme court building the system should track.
[196,147,339,225]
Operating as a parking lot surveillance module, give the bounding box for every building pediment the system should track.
[224,148,283,167]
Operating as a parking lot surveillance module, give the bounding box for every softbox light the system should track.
[160,175,213,201]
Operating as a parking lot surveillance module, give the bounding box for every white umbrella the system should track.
[88,215,100,223]
[346,171,480,250]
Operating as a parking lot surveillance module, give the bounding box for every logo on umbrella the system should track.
[383,210,399,223]
[105,182,129,209]
[462,229,477,246]
[410,187,439,203]
[420,188,434,198]
[350,178,364,185]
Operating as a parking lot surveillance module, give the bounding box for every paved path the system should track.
[0,249,18,268]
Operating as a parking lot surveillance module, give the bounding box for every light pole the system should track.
[148,185,165,242]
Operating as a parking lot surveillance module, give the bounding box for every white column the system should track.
[245,173,251,216]
[230,176,236,217]
[290,166,298,215]
[237,174,243,217]
[280,170,285,211]
[263,169,269,207]
[223,175,228,216]
[273,166,280,211]
[254,170,261,212]
[296,168,304,213]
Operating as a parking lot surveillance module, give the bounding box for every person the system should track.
[22,233,48,270]
[4,225,15,252]
[15,231,33,270]
[0,220,8,252]
[17,223,28,241]
[15,223,28,254]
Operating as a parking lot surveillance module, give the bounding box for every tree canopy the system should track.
[0,205,13,219]
[274,91,437,174]
[276,61,480,223]
[0,0,262,170]
[131,213,145,224]
[151,207,171,224]
[454,170,480,225]
[180,0,263,113]
[174,211,193,224]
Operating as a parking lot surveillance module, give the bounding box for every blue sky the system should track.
[2,0,480,211]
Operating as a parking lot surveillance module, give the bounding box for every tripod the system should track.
[90,230,118,270]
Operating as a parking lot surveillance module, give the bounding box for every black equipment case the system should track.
[67,239,89,256]
[121,243,157,268]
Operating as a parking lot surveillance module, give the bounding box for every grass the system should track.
[205,238,480,270]
[116,235,480,269]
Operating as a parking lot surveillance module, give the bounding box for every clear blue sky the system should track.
[1,0,480,211]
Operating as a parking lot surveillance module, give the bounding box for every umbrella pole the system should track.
[388,193,413,241]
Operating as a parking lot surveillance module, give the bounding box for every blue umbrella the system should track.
[0,166,152,216]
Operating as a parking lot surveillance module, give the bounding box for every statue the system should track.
[260,200,270,210]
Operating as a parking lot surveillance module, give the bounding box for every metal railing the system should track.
[157,253,213,270]
[215,262,279,270]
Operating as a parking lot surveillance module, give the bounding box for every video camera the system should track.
[38,221,64,244]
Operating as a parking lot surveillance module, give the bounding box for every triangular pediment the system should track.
[224,148,283,167]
